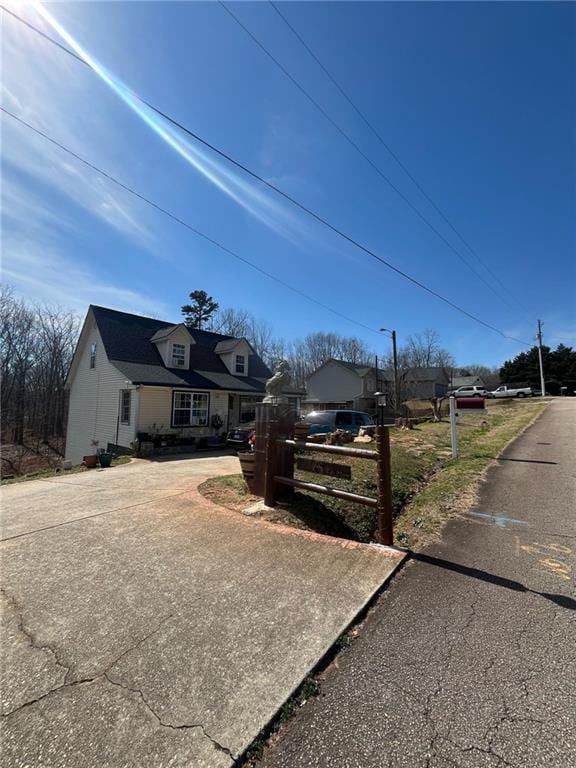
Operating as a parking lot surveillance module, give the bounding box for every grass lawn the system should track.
[0,455,132,485]
[199,399,547,548]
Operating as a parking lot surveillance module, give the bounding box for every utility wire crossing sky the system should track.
[3,4,533,345]
[1,2,573,364]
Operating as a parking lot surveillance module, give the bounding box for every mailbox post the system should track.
[449,396,458,459]
[450,396,486,459]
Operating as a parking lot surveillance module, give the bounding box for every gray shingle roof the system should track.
[91,305,271,391]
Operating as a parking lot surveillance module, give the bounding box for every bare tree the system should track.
[386,329,454,370]
[0,287,80,449]
[283,332,374,388]
[248,317,274,362]
[212,307,252,338]
[456,363,498,378]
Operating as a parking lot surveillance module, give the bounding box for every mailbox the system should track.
[455,396,486,411]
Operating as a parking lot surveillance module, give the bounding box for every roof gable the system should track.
[150,324,195,343]
[214,338,254,355]
[89,305,271,386]
[402,367,449,382]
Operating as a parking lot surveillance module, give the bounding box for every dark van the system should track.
[302,410,374,436]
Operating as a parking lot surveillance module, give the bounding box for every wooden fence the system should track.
[262,420,394,545]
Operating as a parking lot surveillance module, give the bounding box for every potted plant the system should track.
[97,447,113,468]
[238,450,256,491]
[83,439,99,468]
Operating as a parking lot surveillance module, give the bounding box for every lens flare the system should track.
[30,1,299,238]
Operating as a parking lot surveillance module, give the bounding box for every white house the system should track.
[64,306,300,464]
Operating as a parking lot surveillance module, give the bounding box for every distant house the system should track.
[64,306,301,464]
[401,367,450,400]
[451,374,487,390]
[451,373,501,392]
[304,359,388,413]
[304,359,450,413]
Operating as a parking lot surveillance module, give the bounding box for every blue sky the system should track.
[2,0,575,366]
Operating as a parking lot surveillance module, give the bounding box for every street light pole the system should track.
[391,330,399,416]
[380,328,399,416]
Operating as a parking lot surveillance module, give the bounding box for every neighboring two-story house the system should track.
[304,359,393,413]
[304,359,450,413]
[64,306,300,464]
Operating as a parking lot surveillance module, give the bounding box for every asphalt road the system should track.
[260,399,576,768]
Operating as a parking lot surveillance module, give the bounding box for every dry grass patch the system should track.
[199,399,547,546]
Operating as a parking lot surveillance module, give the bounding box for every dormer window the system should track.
[235,354,246,374]
[171,343,186,367]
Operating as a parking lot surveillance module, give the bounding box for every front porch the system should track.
[126,386,266,456]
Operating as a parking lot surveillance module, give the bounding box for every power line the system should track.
[1,107,379,336]
[268,0,529,316]
[2,3,517,314]
[1,9,532,346]
[219,1,520,313]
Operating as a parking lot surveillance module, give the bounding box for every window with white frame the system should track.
[235,354,246,374]
[89,342,97,369]
[120,390,131,425]
[171,343,186,367]
[172,391,209,427]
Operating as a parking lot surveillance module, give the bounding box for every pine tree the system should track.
[181,291,219,329]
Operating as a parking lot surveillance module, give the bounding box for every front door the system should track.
[227,394,236,431]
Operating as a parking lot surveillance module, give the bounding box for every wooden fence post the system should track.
[264,419,279,508]
[376,425,394,546]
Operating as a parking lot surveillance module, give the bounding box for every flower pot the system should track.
[83,454,98,469]
[238,451,256,492]
[98,452,113,469]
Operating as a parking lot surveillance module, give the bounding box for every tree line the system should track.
[181,290,458,387]
[500,344,576,395]
[2,284,511,454]
[1,287,80,448]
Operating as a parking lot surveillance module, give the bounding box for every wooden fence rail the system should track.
[263,418,394,545]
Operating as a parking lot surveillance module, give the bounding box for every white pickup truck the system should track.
[489,385,533,399]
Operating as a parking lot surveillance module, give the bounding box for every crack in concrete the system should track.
[422,585,485,767]
[1,587,70,677]
[1,608,236,760]
[440,735,517,767]
[102,673,236,760]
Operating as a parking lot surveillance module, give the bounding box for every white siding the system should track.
[65,320,137,463]
[306,362,363,405]
[153,327,192,368]
[219,340,251,377]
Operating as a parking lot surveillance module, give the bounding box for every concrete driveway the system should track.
[0,456,404,767]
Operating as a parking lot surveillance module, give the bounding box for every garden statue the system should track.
[264,360,291,403]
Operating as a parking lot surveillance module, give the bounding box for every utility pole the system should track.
[536,320,546,397]
[380,328,399,416]
[392,330,400,415]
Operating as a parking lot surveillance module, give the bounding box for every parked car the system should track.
[302,410,374,436]
[449,385,487,398]
[489,385,533,399]
[226,423,255,451]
